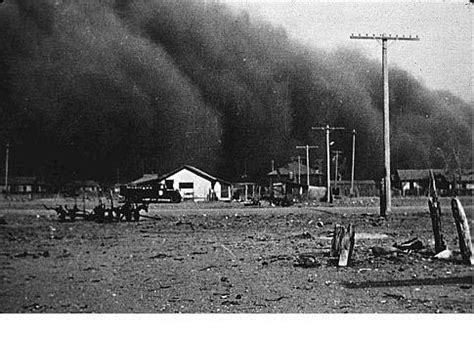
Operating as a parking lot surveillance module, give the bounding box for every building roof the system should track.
[8,176,46,185]
[268,161,320,176]
[129,165,232,186]
[396,169,446,181]
[163,165,232,185]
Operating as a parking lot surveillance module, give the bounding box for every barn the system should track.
[131,165,232,201]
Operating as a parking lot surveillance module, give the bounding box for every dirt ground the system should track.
[0,197,472,313]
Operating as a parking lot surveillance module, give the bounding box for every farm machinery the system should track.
[44,199,149,223]
[44,183,181,223]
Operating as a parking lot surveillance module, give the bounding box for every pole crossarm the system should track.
[350,33,419,41]
[296,146,319,150]
[312,126,345,132]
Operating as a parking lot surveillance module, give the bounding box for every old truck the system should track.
[119,184,182,204]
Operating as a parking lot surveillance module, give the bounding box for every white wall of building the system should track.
[159,168,231,201]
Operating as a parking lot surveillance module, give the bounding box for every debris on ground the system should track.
[394,238,424,251]
[433,249,453,260]
[370,246,400,257]
[264,296,287,302]
[149,253,172,259]
[294,254,321,268]
[383,293,406,301]
[292,231,314,240]
[14,251,39,259]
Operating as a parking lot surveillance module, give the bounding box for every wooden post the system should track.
[330,224,345,257]
[338,224,355,267]
[451,198,473,265]
[330,224,355,266]
[380,178,386,217]
[428,170,447,253]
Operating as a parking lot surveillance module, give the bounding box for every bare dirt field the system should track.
[0,197,472,313]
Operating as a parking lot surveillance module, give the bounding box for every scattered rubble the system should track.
[294,254,321,268]
[394,238,424,252]
[434,249,453,260]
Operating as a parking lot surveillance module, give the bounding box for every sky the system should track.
[223,0,473,103]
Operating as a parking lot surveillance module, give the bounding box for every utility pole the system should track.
[332,150,343,189]
[312,125,344,203]
[350,129,356,196]
[4,142,9,195]
[297,155,301,184]
[296,145,318,186]
[350,33,419,216]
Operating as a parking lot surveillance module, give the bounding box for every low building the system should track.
[394,169,450,196]
[130,165,232,201]
[268,161,322,186]
[3,176,47,194]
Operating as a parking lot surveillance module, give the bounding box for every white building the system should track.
[131,165,232,201]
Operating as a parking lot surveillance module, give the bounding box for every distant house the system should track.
[3,176,47,194]
[394,169,450,196]
[130,165,232,201]
[268,161,322,186]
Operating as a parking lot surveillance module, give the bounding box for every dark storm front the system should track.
[0,0,473,314]
[0,1,471,186]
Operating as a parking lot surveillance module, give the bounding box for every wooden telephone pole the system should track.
[332,150,343,189]
[312,125,344,203]
[350,129,356,196]
[4,142,9,195]
[350,33,419,216]
[296,145,318,186]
